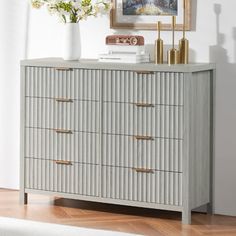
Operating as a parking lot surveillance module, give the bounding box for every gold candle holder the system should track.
[168,16,179,65]
[179,0,189,64]
[155,21,163,64]
[168,48,179,65]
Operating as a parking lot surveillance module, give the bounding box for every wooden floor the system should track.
[0,189,236,235]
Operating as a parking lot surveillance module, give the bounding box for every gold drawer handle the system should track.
[134,103,154,108]
[133,168,154,174]
[55,129,73,134]
[55,67,73,71]
[54,160,72,165]
[135,71,154,75]
[55,98,73,103]
[134,135,154,141]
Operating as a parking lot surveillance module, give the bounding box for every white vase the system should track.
[62,23,81,60]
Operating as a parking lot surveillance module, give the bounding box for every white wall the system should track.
[1,0,236,216]
[0,1,29,189]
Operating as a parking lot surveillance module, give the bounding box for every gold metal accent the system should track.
[168,16,180,65]
[55,129,73,134]
[179,0,189,64]
[183,0,187,39]
[134,135,154,141]
[132,168,154,174]
[155,21,164,64]
[179,39,189,64]
[135,71,154,75]
[134,103,154,108]
[55,67,73,71]
[54,160,72,165]
[55,98,73,103]
[168,49,180,65]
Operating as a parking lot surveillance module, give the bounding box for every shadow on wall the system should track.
[210,4,230,63]
[209,3,236,116]
[209,4,236,71]
[210,4,236,215]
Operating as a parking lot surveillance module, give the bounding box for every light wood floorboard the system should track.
[0,189,236,236]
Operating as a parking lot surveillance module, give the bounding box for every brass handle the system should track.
[54,160,72,165]
[55,67,73,71]
[55,129,72,134]
[55,98,73,103]
[132,168,154,174]
[135,71,154,75]
[134,135,154,141]
[134,103,154,108]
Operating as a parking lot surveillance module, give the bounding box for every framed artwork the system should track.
[110,0,191,30]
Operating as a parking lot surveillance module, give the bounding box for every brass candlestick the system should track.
[155,21,163,64]
[168,16,179,65]
[179,0,189,64]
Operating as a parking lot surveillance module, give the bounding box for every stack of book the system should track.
[98,35,150,64]
[99,52,150,63]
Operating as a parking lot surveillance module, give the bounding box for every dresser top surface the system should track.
[21,58,215,73]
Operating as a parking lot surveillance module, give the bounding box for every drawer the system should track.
[102,166,182,206]
[103,70,184,106]
[25,97,99,132]
[25,128,99,164]
[25,158,99,196]
[25,66,100,101]
[102,134,183,172]
[103,102,183,139]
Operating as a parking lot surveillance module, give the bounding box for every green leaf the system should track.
[62,14,66,23]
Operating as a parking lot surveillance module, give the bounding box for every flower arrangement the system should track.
[30,0,112,23]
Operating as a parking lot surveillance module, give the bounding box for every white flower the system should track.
[81,5,91,12]
[71,1,81,9]
[31,0,44,9]
[30,0,112,23]
[94,3,105,15]
[93,5,99,16]
[49,0,61,3]
[94,1,112,15]
[57,12,68,23]
[47,3,58,15]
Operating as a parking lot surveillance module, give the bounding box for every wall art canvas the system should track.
[110,0,191,30]
[123,0,178,16]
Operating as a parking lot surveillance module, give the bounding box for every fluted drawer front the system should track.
[103,102,183,139]
[25,67,100,100]
[25,158,99,196]
[102,134,183,172]
[25,128,99,164]
[103,70,184,105]
[25,98,99,132]
[102,166,182,206]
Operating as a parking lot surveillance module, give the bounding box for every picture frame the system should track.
[110,0,191,31]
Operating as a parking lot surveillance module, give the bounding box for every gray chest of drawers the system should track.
[20,58,215,224]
